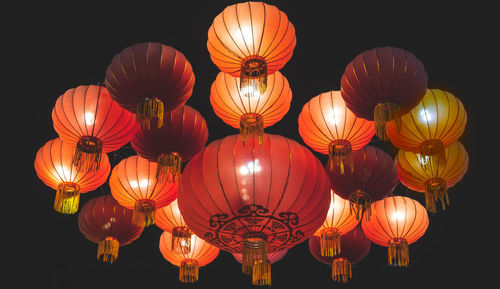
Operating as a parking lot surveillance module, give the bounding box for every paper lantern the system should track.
[325,145,398,220]
[155,199,193,253]
[386,89,467,170]
[298,90,374,173]
[361,196,429,267]
[232,249,288,286]
[109,155,178,227]
[210,71,292,144]
[78,195,143,263]
[313,191,359,257]
[207,1,296,95]
[396,142,468,213]
[131,105,208,182]
[52,85,136,172]
[105,42,195,129]
[159,231,219,283]
[340,47,428,140]
[34,138,110,214]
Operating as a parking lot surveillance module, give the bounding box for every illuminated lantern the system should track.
[340,47,428,140]
[105,42,195,129]
[361,196,429,267]
[326,145,398,220]
[298,90,374,174]
[309,225,371,283]
[313,191,359,257]
[34,138,110,214]
[155,199,193,253]
[178,133,331,284]
[131,105,208,182]
[210,71,292,144]
[109,155,177,227]
[386,89,467,170]
[207,1,296,95]
[52,85,136,172]
[395,142,468,213]
[78,195,143,264]
[159,231,219,283]
[232,249,288,286]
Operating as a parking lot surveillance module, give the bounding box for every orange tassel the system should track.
[54,182,80,214]
[240,113,264,146]
[136,97,164,129]
[374,102,400,141]
[97,237,120,264]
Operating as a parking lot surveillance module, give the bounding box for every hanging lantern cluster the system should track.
[33,0,469,286]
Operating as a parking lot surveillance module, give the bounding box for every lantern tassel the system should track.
[328,140,354,174]
[97,237,120,264]
[252,259,271,286]
[179,259,199,283]
[157,152,182,183]
[320,228,341,257]
[425,178,449,214]
[349,189,372,221]
[136,97,164,129]
[54,182,80,214]
[332,258,352,283]
[388,238,409,267]
[418,139,446,171]
[73,136,103,173]
[172,226,192,254]
[240,55,268,97]
[240,113,264,146]
[132,199,156,227]
[374,102,401,141]
[242,234,268,275]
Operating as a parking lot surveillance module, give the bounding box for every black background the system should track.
[13,0,493,288]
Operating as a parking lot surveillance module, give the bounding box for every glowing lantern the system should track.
[386,89,467,170]
[52,85,136,172]
[232,249,288,286]
[155,199,193,253]
[109,155,178,227]
[34,138,110,214]
[210,71,292,144]
[395,142,468,213]
[361,196,429,267]
[105,42,195,129]
[298,90,374,174]
[207,1,296,95]
[313,191,359,257]
[340,47,428,140]
[159,231,219,283]
[78,195,143,263]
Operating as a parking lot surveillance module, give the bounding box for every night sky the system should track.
[16,1,491,288]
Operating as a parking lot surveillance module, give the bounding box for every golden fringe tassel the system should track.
[418,139,446,171]
[157,152,182,183]
[240,56,267,97]
[172,226,192,254]
[72,137,102,173]
[388,238,409,267]
[252,259,271,286]
[320,228,341,257]
[97,237,120,264]
[240,113,264,146]
[242,234,268,275]
[132,199,156,227]
[349,190,372,221]
[332,258,352,283]
[136,97,164,129]
[374,102,401,141]
[425,178,449,214]
[179,259,199,283]
[328,140,354,174]
[54,182,80,214]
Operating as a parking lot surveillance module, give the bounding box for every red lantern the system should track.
[78,195,144,263]
[325,145,398,220]
[309,225,371,283]
[105,42,195,129]
[340,47,428,140]
[131,105,208,182]
[52,85,136,172]
[178,133,331,284]
[232,249,288,286]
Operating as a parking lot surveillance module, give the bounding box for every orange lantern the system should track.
[232,249,288,286]
[159,231,220,283]
[210,71,292,144]
[109,155,177,227]
[52,85,137,172]
[361,196,429,267]
[155,199,193,253]
[386,89,467,170]
[395,142,468,213]
[34,138,110,214]
[298,91,374,173]
[313,191,360,257]
[207,1,296,95]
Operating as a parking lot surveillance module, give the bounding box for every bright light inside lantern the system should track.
[130,179,149,189]
[326,107,342,126]
[55,165,71,179]
[419,108,433,123]
[239,84,261,98]
[85,112,95,126]
[239,26,254,43]
[392,211,406,221]
[239,159,261,175]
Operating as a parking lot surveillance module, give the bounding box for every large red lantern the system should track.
[105,42,195,129]
[78,195,144,263]
[131,105,209,182]
[178,133,331,283]
[340,47,428,140]
[52,85,136,172]
[232,249,288,286]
